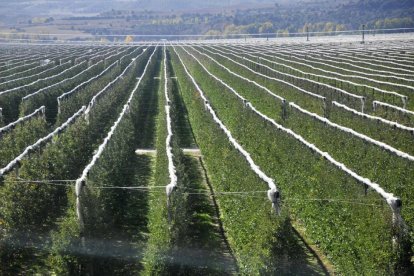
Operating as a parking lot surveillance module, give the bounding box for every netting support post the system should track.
[360,97,365,113]
[282,100,287,120]
[388,198,405,253]
[15,160,21,178]
[362,24,365,44]
[57,99,61,115]
[166,184,175,225]
[75,180,85,234]
[402,96,407,109]
[267,187,281,215]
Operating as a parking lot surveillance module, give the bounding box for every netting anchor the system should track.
[166,184,176,224]
[281,99,287,120]
[360,97,366,113]
[387,198,406,251]
[402,96,408,109]
[75,180,86,232]
[267,187,281,215]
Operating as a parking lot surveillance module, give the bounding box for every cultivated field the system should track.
[0,37,413,274]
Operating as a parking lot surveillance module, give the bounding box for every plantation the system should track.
[0,38,413,275]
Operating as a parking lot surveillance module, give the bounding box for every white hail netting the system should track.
[339,52,414,71]
[249,45,414,80]
[119,47,143,64]
[88,47,129,65]
[74,52,95,64]
[0,61,63,84]
[373,100,414,116]
[89,48,119,61]
[217,46,408,108]
[0,106,86,177]
[84,48,148,116]
[1,52,52,64]
[164,47,178,199]
[106,47,136,60]
[0,105,45,135]
[294,52,413,77]
[203,46,365,112]
[58,47,145,105]
[333,101,414,132]
[173,45,281,214]
[290,102,414,162]
[252,99,402,209]
[74,47,125,64]
[252,48,414,95]
[318,44,414,63]
[209,47,326,102]
[0,61,39,75]
[88,50,116,65]
[190,46,285,103]
[22,60,102,101]
[0,63,46,80]
[286,46,414,70]
[0,55,37,68]
[177,44,403,215]
[235,45,412,94]
[75,46,157,230]
[56,49,93,65]
[0,60,86,96]
[263,45,414,74]
[0,46,73,64]
[245,101,402,211]
[57,60,118,112]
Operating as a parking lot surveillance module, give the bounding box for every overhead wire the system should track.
[5,178,384,206]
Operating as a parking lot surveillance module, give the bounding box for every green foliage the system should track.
[196,46,414,266]
[372,106,414,128]
[249,51,412,110]
[143,49,195,274]
[285,107,414,248]
[172,46,399,274]
[19,62,104,124]
[56,65,122,125]
[142,60,171,274]
[48,196,81,275]
[56,46,150,126]
[0,62,69,91]
[1,43,413,275]
[144,49,239,275]
[0,116,49,168]
[48,47,159,274]
[0,62,88,124]
[192,46,322,116]
[0,48,148,274]
[171,47,332,275]
[330,104,414,155]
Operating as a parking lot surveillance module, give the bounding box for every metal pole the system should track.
[306,26,309,41]
[362,24,365,44]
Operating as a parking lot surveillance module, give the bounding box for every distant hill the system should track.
[0,0,278,16]
[0,0,412,36]
[0,0,284,24]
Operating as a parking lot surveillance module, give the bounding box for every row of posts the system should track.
[239,25,369,43]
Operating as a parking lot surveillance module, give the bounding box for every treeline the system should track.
[72,0,414,38]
